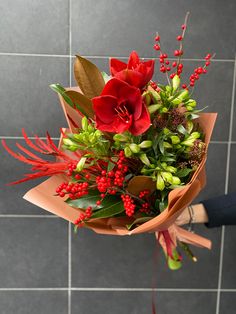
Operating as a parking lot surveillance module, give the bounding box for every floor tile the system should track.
[71,224,220,288]
[221,226,236,288]
[0,56,69,137]
[219,292,236,314]
[0,0,69,54]
[194,143,227,203]
[228,144,236,194]
[72,291,216,314]
[0,291,67,314]
[0,139,58,215]
[71,0,236,59]
[0,218,68,287]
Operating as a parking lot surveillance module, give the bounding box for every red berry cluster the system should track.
[67,162,77,176]
[121,194,136,217]
[74,206,92,227]
[139,189,150,198]
[96,151,128,194]
[188,54,212,87]
[55,181,89,199]
[140,202,151,214]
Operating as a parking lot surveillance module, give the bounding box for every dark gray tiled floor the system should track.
[228,145,236,193]
[0,0,69,54]
[220,292,236,314]
[194,143,227,203]
[0,219,68,287]
[72,291,217,314]
[0,291,68,314]
[0,56,69,137]
[71,0,236,59]
[222,226,236,288]
[71,225,220,289]
[0,139,58,215]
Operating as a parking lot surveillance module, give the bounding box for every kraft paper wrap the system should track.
[23,87,217,250]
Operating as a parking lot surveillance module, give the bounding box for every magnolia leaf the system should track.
[65,90,94,118]
[74,55,105,99]
[127,176,156,196]
[127,216,153,230]
[66,190,120,211]
[91,201,124,219]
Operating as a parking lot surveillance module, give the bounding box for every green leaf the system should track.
[50,84,74,107]
[107,160,115,172]
[177,124,189,136]
[126,217,153,230]
[91,201,124,219]
[101,71,111,83]
[66,190,120,211]
[159,139,165,155]
[176,168,193,178]
[74,55,105,99]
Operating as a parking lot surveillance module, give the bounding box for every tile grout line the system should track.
[216,54,236,314]
[68,1,72,313]
[0,215,58,218]
[0,52,234,62]
[0,287,235,292]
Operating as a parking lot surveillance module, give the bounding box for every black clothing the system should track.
[202,193,236,228]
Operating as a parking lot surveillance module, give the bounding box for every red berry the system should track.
[96,200,101,206]
[177,35,183,41]
[154,44,160,51]
[205,53,211,60]
[181,24,186,30]
[182,84,187,89]
[155,35,160,41]
[190,82,195,87]
[172,61,177,67]
[170,73,175,79]
[174,50,180,56]
[205,61,210,66]
[85,174,90,179]
[165,60,170,65]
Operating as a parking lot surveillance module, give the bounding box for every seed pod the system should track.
[139,153,150,166]
[172,176,181,185]
[124,146,132,157]
[170,135,180,144]
[163,141,172,149]
[129,143,140,153]
[113,133,129,142]
[156,173,165,191]
[81,116,88,131]
[148,104,162,114]
[172,75,180,91]
[166,166,177,173]
[76,157,87,172]
[186,99,197,107]
[139,140,153,149]
[161,171,173,184]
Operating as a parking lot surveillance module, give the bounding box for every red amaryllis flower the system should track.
[92,78,151,135]
[110,51,155,88]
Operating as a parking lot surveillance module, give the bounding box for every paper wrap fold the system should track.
[23,88,217,251]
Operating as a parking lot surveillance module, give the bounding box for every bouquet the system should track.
[2,14,217,269]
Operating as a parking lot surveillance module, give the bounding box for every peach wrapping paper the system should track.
[23,88,217,250]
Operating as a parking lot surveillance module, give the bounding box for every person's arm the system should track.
[176,193,236,228]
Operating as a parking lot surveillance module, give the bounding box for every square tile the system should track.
[0,139,59,215]
[72,291,216,314]
[0,0,69,54]
[71,225,221,288]
[0,291,67,314]
[228,144,236,193]
[71,0,236,59]
[0,218,68,287]
[194,143,227,203]
[0,56,69,137]
[221,226,236,288]
[220,292,236,314]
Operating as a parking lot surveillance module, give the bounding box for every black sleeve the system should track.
[201,193,236,228]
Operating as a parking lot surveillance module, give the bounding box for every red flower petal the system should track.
[92,95,117,123]
[115,69,144,89]
[127,51,140,69]
[110,58,127,76]
[129,103,151,136]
